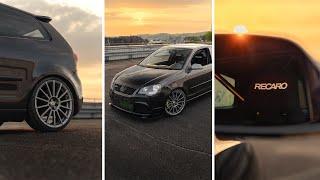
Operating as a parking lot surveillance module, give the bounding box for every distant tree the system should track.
[185,36,202,42]
[204,31,212,42]
[105,36,148,45]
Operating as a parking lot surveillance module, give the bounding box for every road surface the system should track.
[0,120,101,180]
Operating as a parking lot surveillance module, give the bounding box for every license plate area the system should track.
[119,100,133,111]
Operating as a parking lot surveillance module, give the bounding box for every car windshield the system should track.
[139,47,192,70]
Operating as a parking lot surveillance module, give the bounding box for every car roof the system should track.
[166,43,211,49]
[0,3,52,22]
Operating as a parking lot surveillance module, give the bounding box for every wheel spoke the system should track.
[37,104,49,109]
[173,92,177,100]
[47,110,52,122]
[59,90,68,99]
[41,107,51,118]
[56,83,62,97]
[36,97,49,103]
[52,80,56,97]
[169,106,174,112]
[58,109,68,118]
[45,82,52,97]
[177,100,184,104]
[60,105,71,110]
[53,111,56,125]
[39,88,50,99]
[56,111,63,123]
[60,99,72,103]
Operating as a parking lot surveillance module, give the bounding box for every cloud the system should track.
[1,0,102,99]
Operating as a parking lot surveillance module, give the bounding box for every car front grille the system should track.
[114,83,136,95]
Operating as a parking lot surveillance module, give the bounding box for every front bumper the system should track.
[109,89,167,116]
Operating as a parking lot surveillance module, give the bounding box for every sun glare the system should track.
[132,12,146,25]
[234,25,248,35]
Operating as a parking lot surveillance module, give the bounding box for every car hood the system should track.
[115,65,178,88]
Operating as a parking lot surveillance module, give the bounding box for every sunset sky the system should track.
[216,0,320,60]
[106,0,212,36]
[2,0,103,100]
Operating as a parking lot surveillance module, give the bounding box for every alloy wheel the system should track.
[165,89,186,116]
[34,79,73,128]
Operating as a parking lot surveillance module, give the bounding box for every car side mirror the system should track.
[191,63,203,70]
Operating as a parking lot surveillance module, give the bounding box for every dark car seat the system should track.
[241,65,306,124]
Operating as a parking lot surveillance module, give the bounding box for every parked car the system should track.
[0,3,82,131]
[215,34,320,125]
[110,44,212,117]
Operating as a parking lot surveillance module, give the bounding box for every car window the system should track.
[215,74,235,108]
[0,6,48,40]
[191,48,211,66]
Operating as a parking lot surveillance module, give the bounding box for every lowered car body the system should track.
[110,44,212,117]
[0,3,82,131]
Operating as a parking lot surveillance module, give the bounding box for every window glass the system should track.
[139,47,192,70]
[191,49,210,66]
[0,7,47,39]
[207,49,212,64]
[215,75,235,108]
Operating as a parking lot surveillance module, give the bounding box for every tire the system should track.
[164,89,186,116]
[26,77,74,132]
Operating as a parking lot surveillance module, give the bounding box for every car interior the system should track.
[215,54,309,125]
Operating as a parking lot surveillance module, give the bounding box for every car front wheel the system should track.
[164,89,186,116]
[26,77,74,132]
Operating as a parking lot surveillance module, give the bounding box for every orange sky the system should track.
[106,0,212,36]
[216,0,320,60]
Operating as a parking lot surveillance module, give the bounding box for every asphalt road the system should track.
[0,120,101,180]
[106,59,212,180]
[216,128,320,180]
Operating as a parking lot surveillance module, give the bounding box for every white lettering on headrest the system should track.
[254,82,288,90]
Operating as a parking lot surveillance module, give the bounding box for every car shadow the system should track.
[0,129,34,135]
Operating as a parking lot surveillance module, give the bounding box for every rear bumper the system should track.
[74,97,83,115]
[71,72,83,115]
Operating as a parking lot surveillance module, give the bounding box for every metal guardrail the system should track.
[105,44,164,61]
[74,99,102,119]
[83,98,102,103]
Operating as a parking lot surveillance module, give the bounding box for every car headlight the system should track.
[138,84,162,96]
